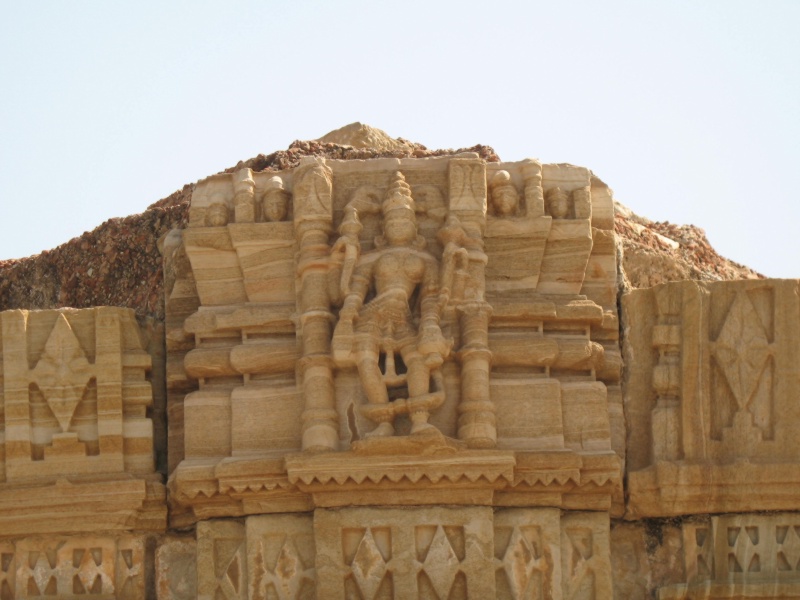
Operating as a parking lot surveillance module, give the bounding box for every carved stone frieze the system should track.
[656,514,800,599]
[0,535,145,599]
[191,508,611,600]
[165,152,620,523]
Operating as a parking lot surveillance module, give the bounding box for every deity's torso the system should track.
[372,246,429,298]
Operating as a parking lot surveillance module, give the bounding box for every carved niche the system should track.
[167,153,621,527]
[624,279,800,517]
[0,307,165,536]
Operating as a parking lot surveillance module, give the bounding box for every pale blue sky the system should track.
[1,1,798,276]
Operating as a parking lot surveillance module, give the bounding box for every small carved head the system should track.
[205,203,229,227]
[262,176,290,222]
[489,171,520,217]
[546,187,570,219]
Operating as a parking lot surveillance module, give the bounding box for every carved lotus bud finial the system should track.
[382,171,416,218]
[546,187,570,219]
[489,170,520,217]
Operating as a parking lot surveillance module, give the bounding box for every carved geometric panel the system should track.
[0,543,13,600]
[493,508,561,600]
[246,514,315,600]
[5,536,145,599]
[315,507,495,599]
[197,521,247,600]
[560,512,612,600]
[661,514,800,599]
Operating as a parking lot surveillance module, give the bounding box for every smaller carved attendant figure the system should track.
[489,170,521,217]
[546,187,571,219]
[262,176,290,222]
[332,172,451,438]
[330,205,363,302]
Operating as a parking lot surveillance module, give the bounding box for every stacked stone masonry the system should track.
[0,148,796,599]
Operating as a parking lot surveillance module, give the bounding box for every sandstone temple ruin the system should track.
[0,126,794,599]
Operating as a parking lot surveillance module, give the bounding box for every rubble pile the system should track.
[614,201,761,289]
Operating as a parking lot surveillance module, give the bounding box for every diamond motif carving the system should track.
[714,292,770,409]
[501,527,541,599]
[31,314,92,432]
[419,526,461,600]
[351,529,388,600]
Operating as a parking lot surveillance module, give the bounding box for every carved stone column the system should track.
[457,301,495,448]
[448,156,496,448]
[294,158,338,452]
[651,284,682,462]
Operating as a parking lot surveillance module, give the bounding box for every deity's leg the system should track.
[355,338,394,437]
[401,346,435,434]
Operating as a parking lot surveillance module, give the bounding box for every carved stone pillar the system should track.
[651,284,682,462]
[457,301,495,448]
[447,156,495,449]
[294,158,338,452]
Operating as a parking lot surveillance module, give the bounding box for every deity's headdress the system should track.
[382,172,416,221]
[489,170,516,195]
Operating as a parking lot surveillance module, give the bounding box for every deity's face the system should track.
[383,211,417,246]
[263,191,288,222]
[492,187,520,217]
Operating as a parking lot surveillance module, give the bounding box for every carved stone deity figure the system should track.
[332,172,452,438]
